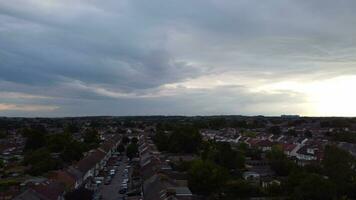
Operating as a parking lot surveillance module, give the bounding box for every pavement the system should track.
[100,156,130,200]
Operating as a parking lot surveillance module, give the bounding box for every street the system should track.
[100,156,129,200]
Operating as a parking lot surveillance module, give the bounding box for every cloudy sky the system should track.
[1,0,356,117]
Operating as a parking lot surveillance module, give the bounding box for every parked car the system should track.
[93,193,102,200]
[119,188,127,194]
[104,177,112,185]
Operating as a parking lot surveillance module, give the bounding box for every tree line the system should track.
[22,126,101,175]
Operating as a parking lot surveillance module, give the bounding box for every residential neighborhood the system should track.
[1,116,356,199]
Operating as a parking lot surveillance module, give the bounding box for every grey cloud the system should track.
[0,0,356,116]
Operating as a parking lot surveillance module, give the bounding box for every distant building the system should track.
[281,115,300,119]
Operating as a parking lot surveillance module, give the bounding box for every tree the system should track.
[126,143,138,160]
[61,140,84,163]
[293,174,336,200]
[23,148,59,175]
[267,145,295,176]
[83,129,100,150]
[64,123,79,133]
[117,143,125,153]
[188,159,228,195]
[284,171,308,194]
[0,159,4,168]
[215,142,245,170]
[322,145,356,196]
[47,132,72,153]
[0,130,6,139]
[23,128,47,151]
[131,137,138,144]
[208,118,227,129]
[202,141,245,170]
[168,126,202,153]
[222,180,261,199]
[122,136,130,145]
[153,131,169,151]
[269,126,281,135]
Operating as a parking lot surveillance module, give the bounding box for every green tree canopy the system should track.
[23,148,59,175]
[322,145,356,196]
[293,174,336,200]
[202,141,245,170]
[131,137,138,144]
[153,131,169,151]
[117,143,125,153]
[168,126,202,153]
[61,140,84,163]
[126,143,138,160]
[267,145,296,176]
[222,180,261,199]
[122,136,130,145]
[83,128,100,150]
[269,126,281,135]
[23,128,47,151]
[188,159,228,195]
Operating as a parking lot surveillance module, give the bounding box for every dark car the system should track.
[119,188,127,194]
[104,177,112,185]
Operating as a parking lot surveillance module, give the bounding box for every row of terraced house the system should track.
[13,134,122,200]
[137,133,194,200]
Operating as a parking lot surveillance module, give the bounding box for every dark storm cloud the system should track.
[0,0,356,116]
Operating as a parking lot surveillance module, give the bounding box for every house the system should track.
[143,174,193,200]
[66,167,84,189]
[48,169,83,191]
[256,140,275,152]
[281,143,297,157]
[139,134,194,200]
[13,181,65,200]
[69,134,121,188]
[296,145,317,161]
[75,149,106,183]
[295,142,324,165]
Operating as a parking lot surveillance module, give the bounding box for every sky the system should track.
[1,0,356,117]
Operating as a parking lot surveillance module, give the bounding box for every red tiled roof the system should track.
[31,181,65,200]
[281,143,297,152]
[257,140,274,147]
[75,149,106,174]
[50,170,76,189]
